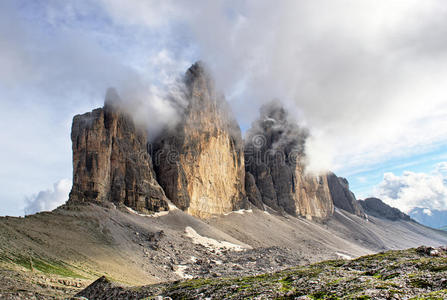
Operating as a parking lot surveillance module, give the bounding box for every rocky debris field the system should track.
[131,227,313,280]
[75,246,447,299]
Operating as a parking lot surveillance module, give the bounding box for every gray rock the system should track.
[358,198,412,221]
[326,172,365,218]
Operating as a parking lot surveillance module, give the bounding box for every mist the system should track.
[3,1,447,215]
[96,0,447,175]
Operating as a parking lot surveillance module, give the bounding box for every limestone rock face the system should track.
[68,89,169,212]
[245,102,334,220]
[326,172,365,218]
[358,198,412,221]
[153,62,246,218]
[245,172,264,210]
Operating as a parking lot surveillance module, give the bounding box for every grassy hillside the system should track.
[77,246,447,299]
[1,203,447,298]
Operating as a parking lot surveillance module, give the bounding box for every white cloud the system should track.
[3,1,447,215]
[95,0,447,174]
[24,179,72,215]
[373,162,447,213]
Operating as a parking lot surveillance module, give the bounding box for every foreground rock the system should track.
[153,62,246,218]
[68,88,169,213]
[245,102,333,220]
[75,246,447,299]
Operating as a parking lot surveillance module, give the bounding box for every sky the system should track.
[1,0,447,221]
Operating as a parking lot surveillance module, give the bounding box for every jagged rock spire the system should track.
[152,62,246,218]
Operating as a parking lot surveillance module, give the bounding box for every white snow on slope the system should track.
[184,226,250,253]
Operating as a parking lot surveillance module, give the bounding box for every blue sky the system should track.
[345,144,447,198]
[1,0,447,217]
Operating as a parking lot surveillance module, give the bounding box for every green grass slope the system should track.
[77,246,447,300]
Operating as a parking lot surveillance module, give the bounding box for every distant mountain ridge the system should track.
[408,207,447,229]
[358,197,412,221]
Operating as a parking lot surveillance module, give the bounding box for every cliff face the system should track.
[245,102,334,220]
[153,63,246,218]
[68,88,169,212]
[326,172,365,218]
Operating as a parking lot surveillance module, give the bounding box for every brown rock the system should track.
[68,88,169,212]
[153,62,246,218]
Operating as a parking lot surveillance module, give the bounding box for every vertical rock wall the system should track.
[326,172,365,218]
[68,89,169,212]
[245,102,334,220]
[153,63,246,218]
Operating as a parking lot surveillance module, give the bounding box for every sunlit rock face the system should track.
[152,62,246,218]
[245,102,334,220]
[68,89,169,213]
[326,172,365,218]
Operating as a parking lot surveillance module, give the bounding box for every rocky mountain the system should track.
[3,61,447,298]
[152,62,246,218]
[358,197,412,221]
[67,62,342,221]
[68,88,169,213]
[245,101,333,220]
[326,172,365,218]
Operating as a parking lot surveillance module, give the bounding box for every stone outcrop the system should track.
[152,62,246,218]
[67,62,364,222]
[358,198,412,221]
[326,172,365,218]
[245,172,264,210]
[245,102,334,220]
[68,88,169,212]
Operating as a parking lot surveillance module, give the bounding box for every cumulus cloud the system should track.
[373,162,447,213]
[24,179,72,215]
[94,0,447,174]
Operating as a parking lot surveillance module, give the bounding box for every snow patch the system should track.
[223,209,253,216]
[423,208,432,216]
[175,265,193,279]
[336,252,352,260]
[184,226,249,253]
[167,201,179,211]
[125,206,169,218]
